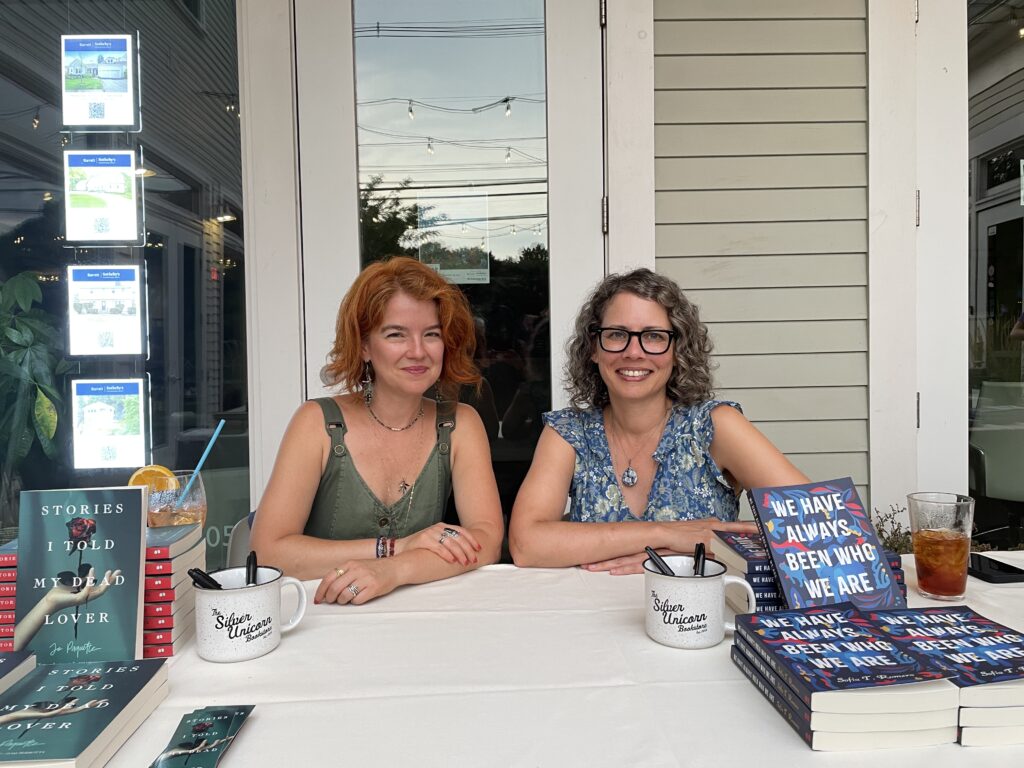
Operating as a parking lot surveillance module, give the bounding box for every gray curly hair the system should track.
[564,268,714,408]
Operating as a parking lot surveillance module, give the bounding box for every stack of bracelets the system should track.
[375,536,396,558]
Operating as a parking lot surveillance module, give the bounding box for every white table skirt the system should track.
[107,555,1024,767]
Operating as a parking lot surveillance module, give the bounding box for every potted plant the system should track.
[0,272,69,536]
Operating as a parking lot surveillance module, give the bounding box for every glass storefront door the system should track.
[295,0,605,537]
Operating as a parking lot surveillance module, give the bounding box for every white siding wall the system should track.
[652,0,869,500]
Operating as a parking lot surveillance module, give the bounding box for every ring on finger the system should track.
[348,584,360,597]
[335,568,345,578]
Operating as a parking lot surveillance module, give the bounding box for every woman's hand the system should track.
[582,520,759,575]
[582,548,680,576]
[395,523,481,566]
[314,559,401,605]
[44,568,121,612]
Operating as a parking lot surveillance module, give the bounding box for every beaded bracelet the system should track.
[376,536,386,558]
[388,537,396,557]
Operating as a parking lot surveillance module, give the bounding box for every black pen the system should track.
[693,542,706,576]
[245,550,258,586]
[188,568,223,590]
[644,546,675,577]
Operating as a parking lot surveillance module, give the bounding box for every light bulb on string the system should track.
[511,224,517,236]
[533,224,541,236]
[408,100,415,120]
[504,98,512,118]
[460,223,467,233]
[426,138,434,155]
[32,108,40,130]
[60,135,69,147]
[505,147,511,163]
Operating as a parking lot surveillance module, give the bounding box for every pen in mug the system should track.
[245,550,258,586]
[188,568,223,590]
[644,546,675,577]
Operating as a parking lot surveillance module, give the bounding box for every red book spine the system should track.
[0,584,14,597]
[0,627,12,638]
[144,630,175,645]
[0,612,13,625]
[0,554,16,568]
[0,598,14,611]
[0,570,15,583]
[143,644,175,658]
[0,640,11,652]
[143,602,173,617]
[146,546,170,560]
[145,575,172,590]
[145,588,176,603]
[145,560,174,576]
[143,615,175,630]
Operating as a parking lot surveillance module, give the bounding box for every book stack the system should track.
[716,531,907,614]
[870,606,1024,747]
[0,540,17,651]
[0,658,166,767]
[732,603,961,751]
[143,524,203,659]
[0,651,35,696]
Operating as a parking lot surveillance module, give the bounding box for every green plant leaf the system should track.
[9,273,41,313]
[32,388,57,440]
[0,358,31,383]
[10,321,33,347]
[32,389,58,459]
[3,328,26,347]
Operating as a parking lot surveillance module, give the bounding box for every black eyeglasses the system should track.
[592,327,676,355]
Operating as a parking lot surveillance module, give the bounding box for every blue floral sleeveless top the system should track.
[542,400,742,523]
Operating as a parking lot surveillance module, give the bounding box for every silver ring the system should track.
[443,527,460,539]
[348,584,360,597]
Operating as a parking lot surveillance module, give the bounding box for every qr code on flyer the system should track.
[88,102,105,119]
[94,217,110,234]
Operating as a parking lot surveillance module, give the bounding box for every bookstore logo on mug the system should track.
[194,565,306,663]
[643,555,756,650]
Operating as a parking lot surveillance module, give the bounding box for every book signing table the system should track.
[107,554,1024,767]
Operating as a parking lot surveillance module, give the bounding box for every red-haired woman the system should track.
[252,257,503,604]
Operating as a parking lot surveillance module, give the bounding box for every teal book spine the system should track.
[15,487,146,663]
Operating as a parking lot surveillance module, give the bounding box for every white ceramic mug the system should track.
[643,555,756,650]
[194,565,306,663]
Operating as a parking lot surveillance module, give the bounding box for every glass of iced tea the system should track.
[907,492,974,600]
[146,470,207,528]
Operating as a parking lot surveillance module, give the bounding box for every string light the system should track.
[504,98,511,118]
[426,138,434,155]
[505,147,511,163]
[32,109,40,130]
[60,135,69,147]
[42,192,53,202]
[408,100,415,120]
[511,224,517,235]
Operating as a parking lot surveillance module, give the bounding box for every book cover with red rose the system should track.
[14,487,146,663]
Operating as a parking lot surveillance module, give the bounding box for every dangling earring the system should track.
[361,361,374,406]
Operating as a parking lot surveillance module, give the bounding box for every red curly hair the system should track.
[324,257,479,400]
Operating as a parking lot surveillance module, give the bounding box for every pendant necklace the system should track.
[608,408,670,488]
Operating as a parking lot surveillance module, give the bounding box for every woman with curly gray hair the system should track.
[509,268,806,573]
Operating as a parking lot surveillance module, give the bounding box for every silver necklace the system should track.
[367,402,424,432]
[607,409,670,488]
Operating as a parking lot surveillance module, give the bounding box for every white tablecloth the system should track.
[108,555,1024,767]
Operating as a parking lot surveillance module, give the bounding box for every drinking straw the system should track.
[175,419,226,508]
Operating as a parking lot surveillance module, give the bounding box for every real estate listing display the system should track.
[63,151,141,244]
[71,379,146,469]
[66,265,143,356]
[61,34,139,129]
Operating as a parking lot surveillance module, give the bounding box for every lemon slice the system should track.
[129,464,179,490]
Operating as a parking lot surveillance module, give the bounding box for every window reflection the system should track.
[353,0,551,532]
[968,5,1024,549]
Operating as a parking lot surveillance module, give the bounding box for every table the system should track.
[108,555,1024,767]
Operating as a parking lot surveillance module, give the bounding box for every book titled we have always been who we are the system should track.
[15,487,147,664]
